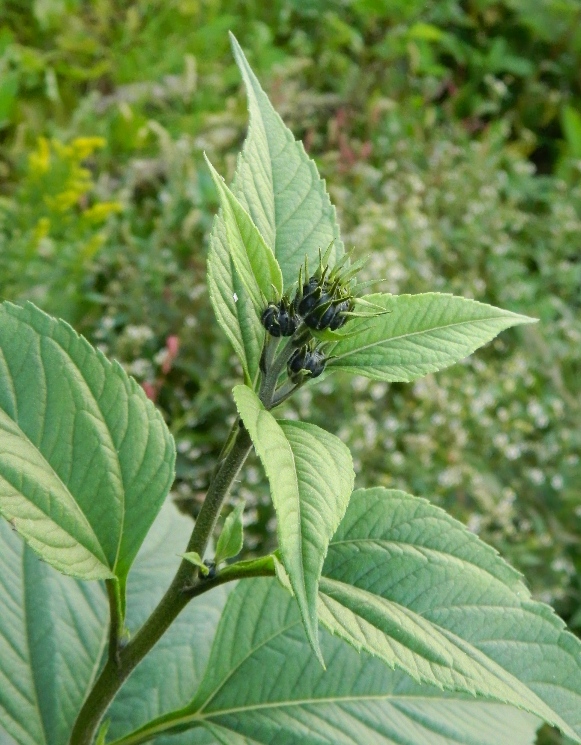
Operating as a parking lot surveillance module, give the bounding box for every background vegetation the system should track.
[1,1,580,737]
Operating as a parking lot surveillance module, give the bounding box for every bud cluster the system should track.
[294,276,353,331]
[260,246,363,384]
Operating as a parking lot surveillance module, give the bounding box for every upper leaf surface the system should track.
[207,224,264,385]
[326,293,536,381]
[229,33,344,288]
[0,302,175,583]
[124,579,539,745]
[232,384,354,665]
[320,488,581,742]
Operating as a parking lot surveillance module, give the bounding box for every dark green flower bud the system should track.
[328,298,352,330]
[288,345,326,381]
[294,269,355,331]
[261,298,300,337]
[296,278,330,316]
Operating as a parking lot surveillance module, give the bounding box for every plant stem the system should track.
[185,424,252,558]
[68,424,252,745]
[259,326,306,405]
[105,579,123,665]
[270,378,305,408]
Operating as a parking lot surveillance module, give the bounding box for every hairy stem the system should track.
[68,424,252,745]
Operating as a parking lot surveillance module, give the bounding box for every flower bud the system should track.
[261,298,300,337]
[287,345,326,381]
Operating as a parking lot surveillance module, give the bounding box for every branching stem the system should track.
[68,424,252,745]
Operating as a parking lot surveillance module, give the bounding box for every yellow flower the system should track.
[28,138,51,175]
[83,201,123,223]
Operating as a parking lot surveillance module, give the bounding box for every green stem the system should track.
[68,425,253,745]
[270,378,305,408]
[259,324,307,406]
[105,579,123,665]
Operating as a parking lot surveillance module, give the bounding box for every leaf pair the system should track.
[2,488,581,745]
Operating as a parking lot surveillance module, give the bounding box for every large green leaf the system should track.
[320,488,581,742]
[112,579,540,745]
[0,515,108,745]
[0,501,226,745]
[326,293,536,382]
[207,36,344,381]
[0,303,175,585]
[232,384,354,664]
[229,33,344,287]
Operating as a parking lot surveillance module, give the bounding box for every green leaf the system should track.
[320,488,581,742]
[118,579,540,745]
[0,500,227,745]
[326,293,536,382]
[95,721,110,745]
[207,220,264,385]
[0,302,175,587]
[214,501,245,565]
[0,514,108,745]
[229,33,344,288]
[182,552,210,576]
[205,156,283,306]
[232,384,354,665]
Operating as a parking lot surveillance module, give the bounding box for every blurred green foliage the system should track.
[0,7,580,742]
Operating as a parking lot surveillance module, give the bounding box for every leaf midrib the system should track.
[135,689,502,743]
[329,313,518,363]
[317,579,567,732]
[197,619,301,714]
[45,333,127,572]
[2,311,128,571]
